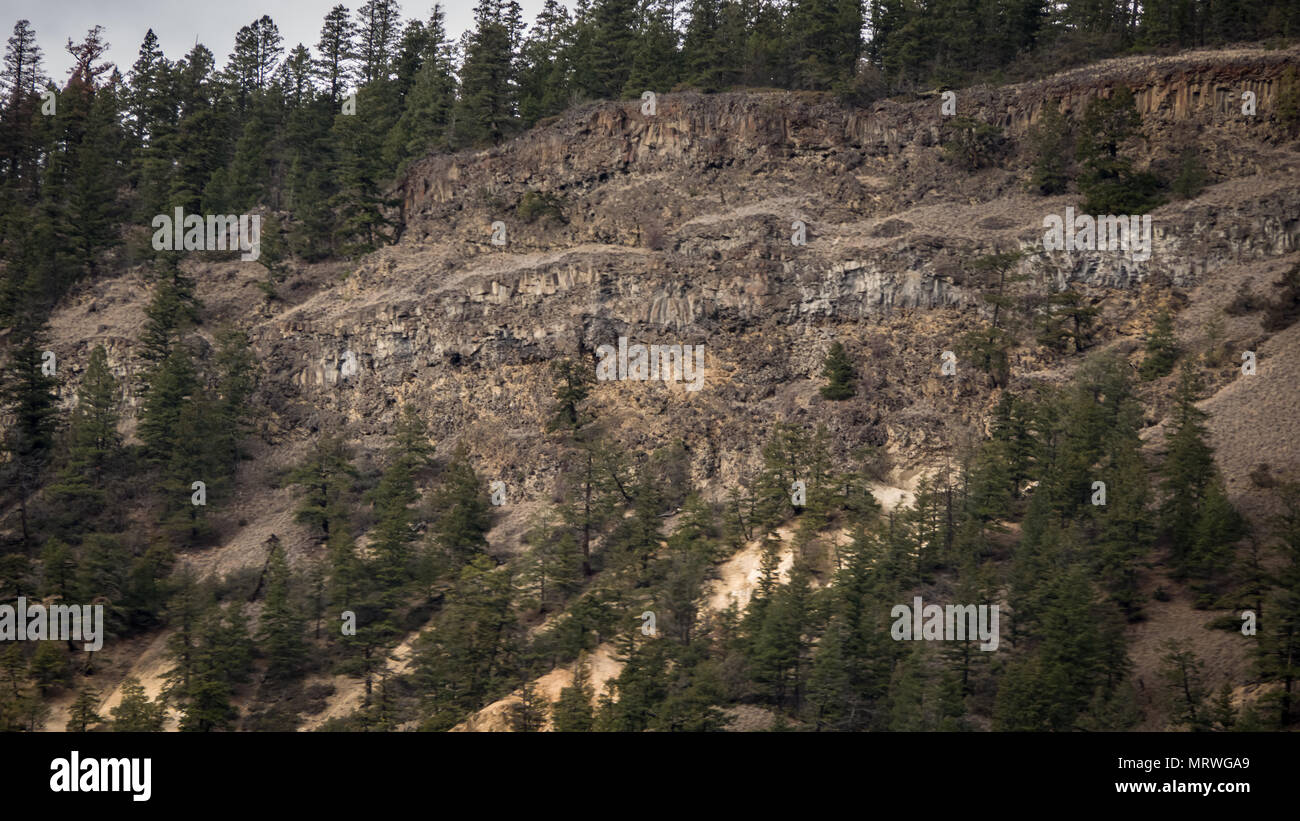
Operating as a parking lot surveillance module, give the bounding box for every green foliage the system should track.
[1171,146,1207,200]
[1139,308,1179,380]
[258,537,307,681]
[110,677,167,731]
[552,654,596,731]
[941,117,1004,171]
[1263,262,1300,332]
[68,687,103,732]
[516,189,566,223]
[819,341,856,400]
[1076,87,1164,214]
[1028,101,1071,195]
[286,435,358,538]
[1278,66,1300,135]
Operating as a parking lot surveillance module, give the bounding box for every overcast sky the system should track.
[1,1,566,83]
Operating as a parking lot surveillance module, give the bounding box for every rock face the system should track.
[43,45,1300,548]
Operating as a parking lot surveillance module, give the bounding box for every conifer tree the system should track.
[357,0,403,84]
[287,435,358,538]
[1139,307,1179,380]
[819,341,856,400]
[258,538,307,680]
[1160,362,1218,577]
[1,316,59,548]
[1159,640,1209,730]
[552,653,596,731]
[1256,481,1300,726]
[67,687,102,731]
[453,0,521,147]
[518,0,573,125]
[315,4,356,105]
[383,4,456,172]
[1028,99,1070,195]
[509,680,548,731]
[622,0,680,97]
[1076,87,1163,214]
[110,677,166,731]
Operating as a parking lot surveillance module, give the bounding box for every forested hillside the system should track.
[1,1,1299,733]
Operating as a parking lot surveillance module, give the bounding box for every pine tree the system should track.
[1256,481,1300,727]
[1037,287,1098,354]
[553,653,596,731]
[330,83,397,256]
[258,538,307,680]
[356,0,403,84]
[48,344,123,529]
[315,4,356,105]
[383,5,455,172]
[819,341,856,400]
[1076,87,1163,214]
[211,326,259,476]
[67,687,102,731]
[138,344,199,462]
[509,680,549,731]
[110,677,166,731]
[226,16,284,109]
[414,555,517,729]
[139,256,200,365]
[0,20,46,185]
[518,0,573,125]
[453,0,521,147]
[1159,640,1209,730]
[30,641,68,692]
[1160,362,1217,577]
[789,0,863,90]
[622,0,680,97]
[1028,99,1071,195]
[748,560,814,709]
[589,0,638,98]
[1,316,59,548]
[1139,307,1179,380]
[368,409,432,592]
[287,435,358,538]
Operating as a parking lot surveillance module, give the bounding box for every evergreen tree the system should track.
[316,4,356,105]
[1159,362,1218,577]
[1256,481,1300,726]
[1076,87,1163,214]
[552,653,596,731]
[453,0,521,147]
[1028,99,1071,195]
[1,316,59,548]
[383,4,456,172]
[110,677,166,731]
[819,341,856,400]
[509,680,548,731]
[287,435,358,538]
[518,0,574,125]
[1139,307,1179,380]
[1159,640,1209,730]
[258,538,307,680]
[67,687,102,731]
[356,0,403,84]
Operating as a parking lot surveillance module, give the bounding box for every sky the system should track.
[0,0,566,83]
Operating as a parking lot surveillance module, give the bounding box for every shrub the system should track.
[942,117,1005,171]
[517,190,566,223]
